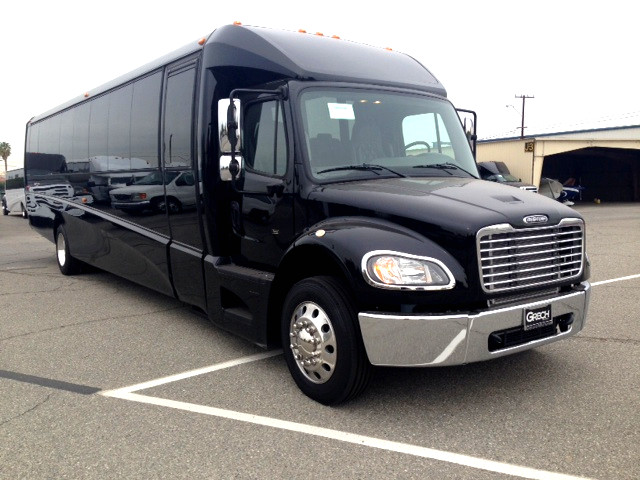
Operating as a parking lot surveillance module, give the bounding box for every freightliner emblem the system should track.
[523,214,549,224]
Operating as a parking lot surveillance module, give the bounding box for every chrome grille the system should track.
[477,218,584,293]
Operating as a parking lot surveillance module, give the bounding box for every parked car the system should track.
[109,171,196,214]
[2,188,28,218]
[478,161,538,192]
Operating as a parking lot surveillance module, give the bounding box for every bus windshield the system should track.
[299,88,478,182]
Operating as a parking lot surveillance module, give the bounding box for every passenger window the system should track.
[108,84,133,170]
[403,113,454,159]
[131,72,161,168]
[243,100,287,176]
[164,67,196,168]
[89,95,109,167]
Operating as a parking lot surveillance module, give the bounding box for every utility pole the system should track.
[515,94,534,138]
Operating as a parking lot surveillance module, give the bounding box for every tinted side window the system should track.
[59,110,74,165]
[164,67,195,168]
[89,95,109,170]
[108,84,133,171]
[29,122,39,154]
[131,72,161,169]
[71,103,90,172]
[243,100,287,176]
[39,115,61,156]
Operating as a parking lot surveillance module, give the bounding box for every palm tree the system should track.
[0,142,11,191]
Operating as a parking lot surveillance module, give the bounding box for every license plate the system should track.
[523,304,553,331]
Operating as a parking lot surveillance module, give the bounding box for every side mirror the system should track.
[218,98,241,154]
[218,98,243,182]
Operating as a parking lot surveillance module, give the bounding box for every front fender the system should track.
[283,216,467,310]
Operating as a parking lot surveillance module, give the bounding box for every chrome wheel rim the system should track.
[289,301,337,384]
[56,232,66,266]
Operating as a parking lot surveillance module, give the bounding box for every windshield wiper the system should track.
[412,162,477,178]
[317,163,406,178]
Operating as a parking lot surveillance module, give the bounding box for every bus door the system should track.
[237,97,294,268]
[161,57,207,310]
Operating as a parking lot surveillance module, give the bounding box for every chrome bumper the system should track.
[358,282,591,367]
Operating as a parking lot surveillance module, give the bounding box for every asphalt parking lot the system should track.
[1,203,638,479]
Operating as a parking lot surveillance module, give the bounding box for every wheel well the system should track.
[267,245,353,346]
[52,214,64,243]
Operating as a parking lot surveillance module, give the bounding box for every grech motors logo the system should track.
[526,310,551,323]
[523,214,549,224]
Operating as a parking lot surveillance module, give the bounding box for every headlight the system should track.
[132,192,147,200]
[362,250,455,290]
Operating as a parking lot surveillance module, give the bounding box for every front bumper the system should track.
[358,281,591,366]
[111,200,151,211]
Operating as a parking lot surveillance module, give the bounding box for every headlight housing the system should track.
[362,250,455,290]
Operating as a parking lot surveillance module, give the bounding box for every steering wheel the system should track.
[405,141,431,152]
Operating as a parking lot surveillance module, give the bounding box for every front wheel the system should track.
[281,276,372,405]
[20,203,28,219]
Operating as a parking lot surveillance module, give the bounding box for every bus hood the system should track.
[306,176,581,237]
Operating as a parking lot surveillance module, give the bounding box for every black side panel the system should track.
[203,255,273,346]
[35,200,174,297]
[169,242,206,310]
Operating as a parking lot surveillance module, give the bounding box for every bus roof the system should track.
[30,24,446,124]
[204,25,446,95]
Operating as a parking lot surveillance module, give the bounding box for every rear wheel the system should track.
[55,225,82,275]
[281,276,372,405]
[20,203,28,219]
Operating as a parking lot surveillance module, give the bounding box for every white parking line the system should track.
[100,350,283,395]
[101,351,594,480]
[103,391,592,480]
[591,273,640,286]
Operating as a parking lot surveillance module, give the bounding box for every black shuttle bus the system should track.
[25,25,591,404]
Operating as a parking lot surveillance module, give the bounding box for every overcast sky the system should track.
[1,0,637,171]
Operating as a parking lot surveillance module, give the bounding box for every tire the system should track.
[21,203,28,219]
[281,276,372,405]
[2,207,7,216]
[154,197,181,214]
[55,225,82,275]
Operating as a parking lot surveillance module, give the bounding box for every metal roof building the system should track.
[477,125,640,202]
